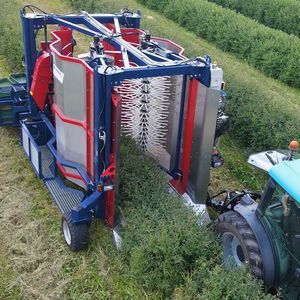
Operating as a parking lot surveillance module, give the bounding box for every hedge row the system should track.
[209,0,300,37]
[119,137,268,298]
[0,0,23,72]
[137,0,300,89]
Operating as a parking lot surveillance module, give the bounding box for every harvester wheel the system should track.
[214,210,263,279]
[61,211,89,252]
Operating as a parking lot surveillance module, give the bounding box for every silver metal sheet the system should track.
[187,84,219,204]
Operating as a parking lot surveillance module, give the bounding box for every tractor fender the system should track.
[234,199,276,287]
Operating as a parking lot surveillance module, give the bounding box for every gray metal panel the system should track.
[22,127,30,156]
[30,142,40,174]
[113,95,122,225]
[40,146,54,179]
[165,75,183,171]
[187,84,219,204]
[45,178,83,214]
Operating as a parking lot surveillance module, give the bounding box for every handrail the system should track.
[39,113,93,186]
[47,136,93,186]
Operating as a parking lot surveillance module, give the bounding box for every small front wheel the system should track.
[61,211,89,251]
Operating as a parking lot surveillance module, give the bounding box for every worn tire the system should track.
[214,210,263,279]
[61,211,89,252]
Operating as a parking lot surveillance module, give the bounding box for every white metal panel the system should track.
[22,127,30,156]
[30,142,40,174]
[53,56,86,121]
[248,151,286,172]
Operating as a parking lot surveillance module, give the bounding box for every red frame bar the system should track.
[102,92,121,227]
[86,71,92,177]
[49,27,95,183]
[102,155,116,228]
[57,162,87,185]
[50,29,93,74]
[170,79,199,194]
[52,103,93,138]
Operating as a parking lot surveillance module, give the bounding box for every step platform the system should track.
[45,178,83,215]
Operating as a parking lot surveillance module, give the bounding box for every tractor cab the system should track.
[248,142,300,297]
[253,153,300,296]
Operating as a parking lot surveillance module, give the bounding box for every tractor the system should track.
[209,142,300,299]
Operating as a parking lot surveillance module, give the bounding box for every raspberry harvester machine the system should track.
[0,7,226,250]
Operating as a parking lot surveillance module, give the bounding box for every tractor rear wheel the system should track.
[62,211,89,252]
[214,210,263,279]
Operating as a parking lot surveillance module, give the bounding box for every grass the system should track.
[0,242,22,299]
[0,127,151,299]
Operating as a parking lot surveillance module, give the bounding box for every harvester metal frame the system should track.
[0,8,223,248]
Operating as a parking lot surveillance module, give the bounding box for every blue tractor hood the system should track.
[269,159,300,204]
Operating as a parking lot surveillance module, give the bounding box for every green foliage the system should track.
[119,137,219,296]
[175,264,271,299]
[224,74,300,151]
[209,0,300,37]
[118,137,267,297]
[137,0,300,88]
[219,135,266,191]
[0,0,23,72]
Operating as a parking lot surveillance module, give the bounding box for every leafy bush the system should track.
[0,0,23,72]
[137,0,300,88]
[119,137,268,297]
[175,264,271,299]
[224,74,300,150]
[209,0,300,37]
[119,137,218,295]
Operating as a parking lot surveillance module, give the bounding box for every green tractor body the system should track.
[213,148,300,299]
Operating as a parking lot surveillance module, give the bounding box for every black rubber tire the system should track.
[61,211,89,252]
[214,210,264,279]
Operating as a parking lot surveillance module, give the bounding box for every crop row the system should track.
[0,1,23,72]
[209,0,300,37]
[137,0,300,89]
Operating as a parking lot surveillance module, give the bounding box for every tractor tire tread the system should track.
[214,210,264,279]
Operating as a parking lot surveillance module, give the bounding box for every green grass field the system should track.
[0,0,296,298]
